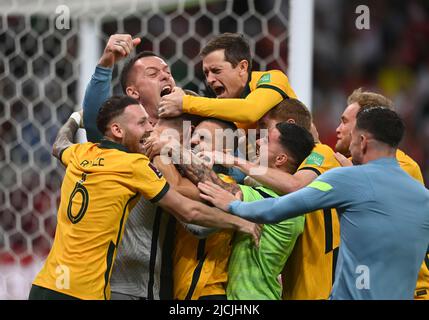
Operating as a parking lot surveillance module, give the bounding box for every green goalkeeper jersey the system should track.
[227,185,304,300]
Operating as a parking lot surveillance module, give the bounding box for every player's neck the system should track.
[273,162,295,175]
[142,104,158,125]
[103,135,123,146]
[237,72,250,97]
[362,147,396,164]
[241,72,249,86]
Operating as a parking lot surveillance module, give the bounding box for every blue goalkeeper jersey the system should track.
[229,157,429,300]
[83,65,111,143]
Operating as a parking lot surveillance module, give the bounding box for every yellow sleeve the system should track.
[297,144,340,175]
[250,70,297,99]
[396,149,425,185]
[401,161,424,184]
[415,256,429,299]
[182,70,297,124]
[182,89,281,123]
[132,156,170,202]
[59,144,78,167]
[407,164,424,184]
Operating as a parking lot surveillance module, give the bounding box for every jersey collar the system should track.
[240,72,252,98]
[367,157,398,166]
[99,139,130,153]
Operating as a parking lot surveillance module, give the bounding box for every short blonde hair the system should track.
[265,98,312,131]
[347,88,394,111]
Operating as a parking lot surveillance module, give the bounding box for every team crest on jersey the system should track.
[148,162,163,179]
[257,73,271,86]
[305,152,325,167]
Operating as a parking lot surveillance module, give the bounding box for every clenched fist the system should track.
[98,34,141,68]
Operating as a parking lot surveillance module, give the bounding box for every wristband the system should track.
[70,111,82,127]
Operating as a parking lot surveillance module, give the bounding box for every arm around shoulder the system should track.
[52,117,79,161]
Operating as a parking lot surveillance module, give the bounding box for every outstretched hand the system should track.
[199,181,261,246]
[98,34,141,68]
[238,219,262,247]
[158,87,185,118]
[195,150,237,168]
[143,131,181,160]
[198,181,242,212]
[143,131,162,160]
[334,152,353,167]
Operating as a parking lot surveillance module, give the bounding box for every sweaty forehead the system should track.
[202,50,228,68]
[195,121,224,133]
[136,56,169,69]
[257,114,275,129]
[124,104,147,118]
[343,103,361,120]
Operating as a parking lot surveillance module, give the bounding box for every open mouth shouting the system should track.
[160,85,172,97]
[212,85,225,97]
[140,132,151,146]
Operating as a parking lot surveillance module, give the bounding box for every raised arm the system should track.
[83,34,141,142]
[52,112,81,160]
[82,65,112,142]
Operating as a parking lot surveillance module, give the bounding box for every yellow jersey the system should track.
[282,143,341,300]
[396,149,428,300]
[182,70,297,129]
[396,149,424,182]
[33,140,169,300]
[172,173,236,300]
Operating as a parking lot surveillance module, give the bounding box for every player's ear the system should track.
[110,122,124,139]
[360,134,368,154]
[126,86,139,100]
[238,59,248,74]
[275,153,288,167]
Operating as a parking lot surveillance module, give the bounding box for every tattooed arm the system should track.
[166,144,246,238]
[153,155,223,238]
[52,114,81,160]
[171,143,241,195]
[152,155,200,201]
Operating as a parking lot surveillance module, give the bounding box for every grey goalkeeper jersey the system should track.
[110,197,176,299]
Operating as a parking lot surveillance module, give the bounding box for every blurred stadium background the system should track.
[0,0,428,299]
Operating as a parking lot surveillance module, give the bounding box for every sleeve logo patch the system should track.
[256,73,271,86]
[305,152,325,167]
[308,180,333,192]
[148,162,163,179]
